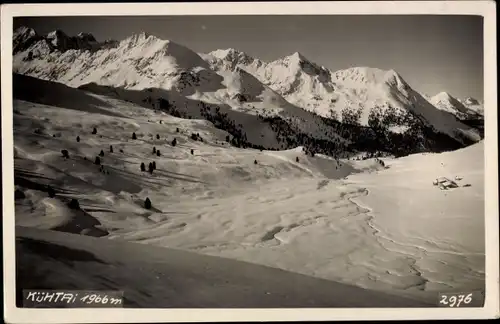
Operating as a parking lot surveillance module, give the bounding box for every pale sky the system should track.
[15,15,484,100]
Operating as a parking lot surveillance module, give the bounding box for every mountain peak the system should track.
[289,51,307,60]
[463,97,480,105]
[76,32,97,42]
[279,51,310,65]
[14,26,37,38]
[209,48,255,62]
[122,31,156,45]
[435,91,453,99]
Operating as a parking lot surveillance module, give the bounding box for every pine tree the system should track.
[110,145,113,153]
[152,161,156,169]
[156,134,160,140]
[92,127,97,134]
[99,150,105,157]
[148,162,154,174]
[191,149,194,155]
[61,150,69,159]
[176,127,180,133]
[296,157,299,163]
[157,150,161,156]
[95,156,101,165]
[144,197,152,209]
[140,162,146,172]
[47,185,56,198]
[153,147,156,154]
[172,138,177,147]
[132,132,137,140]
[15,189,26,200]
[254,159,258,165]
[76,136,80,142]
[68,198,80,210]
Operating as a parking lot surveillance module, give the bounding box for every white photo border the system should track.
[2,1,498,322]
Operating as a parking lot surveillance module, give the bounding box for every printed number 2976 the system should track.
[439,293,473,307]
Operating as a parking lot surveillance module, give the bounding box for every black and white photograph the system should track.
[2,1,498,322]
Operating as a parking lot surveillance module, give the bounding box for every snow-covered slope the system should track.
[12,75,485,306]
[16,226,432,308]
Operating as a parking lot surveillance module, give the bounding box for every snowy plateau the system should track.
[12,27,485,308]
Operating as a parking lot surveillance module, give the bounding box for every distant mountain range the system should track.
[12,27,484,157]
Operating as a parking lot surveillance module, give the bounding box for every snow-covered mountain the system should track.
[460,97,484,116]
[204,48,481,143]
[12,27,482,156]
[429,92,481,119]
[13,26,118,56]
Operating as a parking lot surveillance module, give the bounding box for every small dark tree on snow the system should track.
[119,149,124,153]
[176,127,180,133]
[99,150,105,157]
[15,189,26,200]
[68,198,80,210]
[47,185,56,198]
[110,145,113,153]
[226,135,230,142]
[76,136,80,142]
[140,162,146,172]
[144,197,152,210]
[92,127,97,134]
[157,150,161,157]
[254,159,258,165]
[172,138,177,147]
[191,149,194,155]
[153,147,156,154]
[148,162,154,174]
[152,161,156,169]
[156,134,160,140]
[94,156,101,165]
[132,132,137,140]
[296,157,299,163]
[61,150,69,159]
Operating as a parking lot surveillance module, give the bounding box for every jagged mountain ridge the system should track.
[205,48,481,144]
[12,27,482,156]
[13,26,119,56]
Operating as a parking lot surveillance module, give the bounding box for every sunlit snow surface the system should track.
[13,78,484,307]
